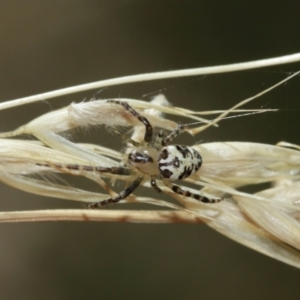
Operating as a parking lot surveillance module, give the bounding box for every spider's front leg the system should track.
[36,163,132,176]
[86,176,144,208]
[162,124,187,146]
[107,100,153,144]
[153,123,187,149]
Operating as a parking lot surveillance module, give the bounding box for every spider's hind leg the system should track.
[162,179,222,204]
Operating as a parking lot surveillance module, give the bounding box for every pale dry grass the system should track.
[1,53,300,268]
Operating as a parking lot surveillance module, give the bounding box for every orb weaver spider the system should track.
[37,100,222,208]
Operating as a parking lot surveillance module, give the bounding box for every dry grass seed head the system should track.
[1,54,300,267]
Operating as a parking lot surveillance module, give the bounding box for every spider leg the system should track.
[36,163,133,197]
[150,176,162,193]
[86,176,144,208]
[162,179,222,204]
[153,130,164,149]
[36,163,132,176]
[107,100,153,144]
[162,124,188,146]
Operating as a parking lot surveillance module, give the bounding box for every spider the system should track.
[37,100,222,208]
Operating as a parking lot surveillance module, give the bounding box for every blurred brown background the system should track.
[1,1,300,299]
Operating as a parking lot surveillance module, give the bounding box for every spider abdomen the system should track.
[158,145,202,181]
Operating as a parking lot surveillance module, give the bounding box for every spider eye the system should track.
[128,150,153,165]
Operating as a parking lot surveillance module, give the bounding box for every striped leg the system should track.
[162,179,222,204]
[86,176,144,208]
[153,130,164,150]
[36,162,132,197]
[150,176,162,193]
[36,163,132,176]
[162,124,187,146]
[107,100,153,144]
